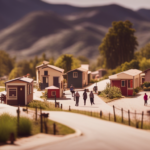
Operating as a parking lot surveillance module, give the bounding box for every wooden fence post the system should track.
[53,123,56,135]
[121,108,124,123]
[26,106,28,114]
[128,110,130,126]
[141,111,144,129]
[113,105,116,122]
[17,106,20,136]
[61,104,63,110]
[55,95,56,108]
[40,107,43,133]
[69,106,71,111]
[100,111,103,118]
[35,107,37,121]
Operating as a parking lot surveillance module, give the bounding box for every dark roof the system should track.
[66,67,88,74]
[143,68,150,73]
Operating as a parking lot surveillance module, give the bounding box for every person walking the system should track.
[70,85,74,97]
[75,91,80,106]
[89,91,94,105]
[144,93,148,106]
[83,89,87,106]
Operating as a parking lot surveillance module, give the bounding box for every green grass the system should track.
[0,88,5,92]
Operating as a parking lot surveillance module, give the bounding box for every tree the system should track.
[49,57,55,65]
[139,58,150,71]
[99,21,138,69]
[55,54,80,72]
[9,67,24,79]
[140,43,150,59]
[77,56,89,64]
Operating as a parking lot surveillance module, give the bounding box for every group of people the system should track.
[70,85,95,107]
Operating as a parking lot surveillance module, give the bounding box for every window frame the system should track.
[8,88,17,100]
[73,72,78,78]
[128,80,133,89]
[44,70,48,76]
[121,80,125,87]
[51,91,56,96]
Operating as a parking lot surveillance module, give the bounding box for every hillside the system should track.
[0,1,150,61]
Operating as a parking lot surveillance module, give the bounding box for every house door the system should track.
[43,77,46,83]
[41,77,48,89]
[17,86,25,106]
[53,77,59,88]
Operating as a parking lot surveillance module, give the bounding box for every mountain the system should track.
[137,9,150,20]
[0,1,150,61]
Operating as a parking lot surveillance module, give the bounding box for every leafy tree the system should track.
[77,56,89,64]
[55,54,80,72]
[139,58,150,71]
[49,57,55,65]
[99,21,138,69]
[121,59,139,71]
[9,67,24,79]
[140,43,150,59]
[0,50,15,77]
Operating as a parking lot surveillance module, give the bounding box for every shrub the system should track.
[90,79,98,83]
[28,100,50,109]
[100,83,122,99]
[143,82,150,88]
[0,113,17,143]
[18,117,32,136]
[143,87,150,91]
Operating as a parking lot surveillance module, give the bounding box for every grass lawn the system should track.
[0,88,5,92]
[31,119,75,136]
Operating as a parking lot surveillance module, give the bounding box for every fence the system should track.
[58,104,150,130]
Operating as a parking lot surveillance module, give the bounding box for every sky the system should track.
[42,0,150,10]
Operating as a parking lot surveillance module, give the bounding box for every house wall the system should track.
[47,89,60,98]
[67,70,83,88]
[27,81,33,104]
[82,72,88,87]
[6,80,27,105]
[134,74,140,88]
[37,66,64,97]
[145,70,150,82]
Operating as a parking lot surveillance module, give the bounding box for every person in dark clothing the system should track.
[75,91,80,106]
[89,91,94,105]
[83,89,87,106]
[70,85,75,97]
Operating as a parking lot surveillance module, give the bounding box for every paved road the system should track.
[31,112,150,150]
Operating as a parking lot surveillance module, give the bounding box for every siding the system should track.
[67,70,83,88]
[145,70,150,82]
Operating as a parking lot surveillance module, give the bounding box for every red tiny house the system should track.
[109,69,142,96]
[46,86,60,98]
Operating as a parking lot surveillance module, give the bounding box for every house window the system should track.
[73,72,78,78]
[51,91,56,96]
[44,71,48,75]
[8,88,17,99]
[128,80,133,88]
[121,80,125,87]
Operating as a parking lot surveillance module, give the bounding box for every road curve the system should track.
[31,112,150,150]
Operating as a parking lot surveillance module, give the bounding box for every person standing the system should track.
[75,91,80,106]
[144,93,148,106]
[89,91,94,105]
[83,89,87,106]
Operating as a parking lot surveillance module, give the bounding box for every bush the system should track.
[0,113,17,143]
[143,87,150,91]
[90,79,98,83]
[18,117,32,136]
[100,83,122,99]
[143,82,150,88]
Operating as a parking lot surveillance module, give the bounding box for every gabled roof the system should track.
[109,69,142,79]
[36,64,64,73]
[143,68,150,73]
[5,77,33,83]
[91,71,99,75]
[45,86,59,90]
[66,67,88,73]
[81,64,89,71]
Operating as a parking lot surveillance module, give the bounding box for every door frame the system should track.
[53,76,59,87]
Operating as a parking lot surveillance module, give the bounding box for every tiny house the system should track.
[46,86,60,98]
[67,67,88,88]
[109,69,142,96]
[5,77,33,106]
[36,61,64,97]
